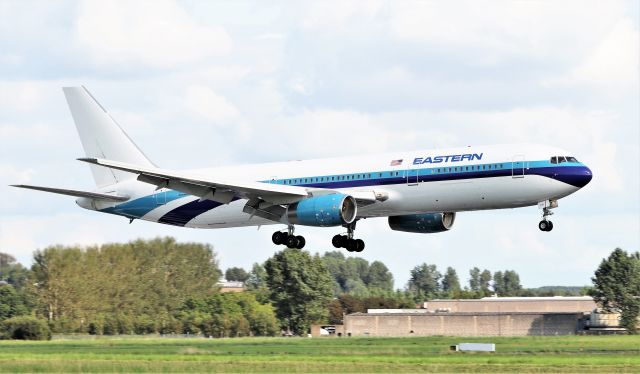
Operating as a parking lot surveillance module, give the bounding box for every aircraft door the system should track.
[511,155,525,178]
[406,163,419,186]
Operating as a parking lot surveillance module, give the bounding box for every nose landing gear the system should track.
[272,225,306,249]
[538,200,557,232]
[332,222,365,252]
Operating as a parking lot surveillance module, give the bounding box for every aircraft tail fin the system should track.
[62,86,155,187]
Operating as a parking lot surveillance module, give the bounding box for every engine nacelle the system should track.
[286,193,357,227]
[388,212,456,233]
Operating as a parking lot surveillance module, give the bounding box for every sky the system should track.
[0,0,638,289]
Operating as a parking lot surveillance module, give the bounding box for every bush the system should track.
[1,316,51,340]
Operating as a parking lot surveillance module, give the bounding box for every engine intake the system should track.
[388,212,456,233]
[287,194,357,227]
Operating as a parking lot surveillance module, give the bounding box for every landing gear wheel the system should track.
[295,236,306,249]
[354,239,365,252]
[332,234,346,248]
[286,235,299,248]
[272,231,286,245]
[346,239,358,252]
[538,220,553,232]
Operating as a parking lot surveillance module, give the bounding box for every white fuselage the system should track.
[80,143,592,229]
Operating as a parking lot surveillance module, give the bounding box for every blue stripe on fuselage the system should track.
[101,190,185,219]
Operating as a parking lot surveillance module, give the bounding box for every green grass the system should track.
[0,335,639,373]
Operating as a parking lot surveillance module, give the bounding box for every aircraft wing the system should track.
[11,184,129,202]
[78,158,310,205]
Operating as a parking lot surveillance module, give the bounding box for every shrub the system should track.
[1,316,51,340]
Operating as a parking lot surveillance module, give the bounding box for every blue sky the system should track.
[1,0,638,289]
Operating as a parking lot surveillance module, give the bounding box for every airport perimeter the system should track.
[1,335,639,373]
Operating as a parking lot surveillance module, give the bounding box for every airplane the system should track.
[12,86,593,252]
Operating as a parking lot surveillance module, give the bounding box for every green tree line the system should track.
[1,240,637,338]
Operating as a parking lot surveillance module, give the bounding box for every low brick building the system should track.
[344,312,584,337]
[338,297,594,337]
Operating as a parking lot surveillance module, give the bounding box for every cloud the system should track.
[183,85,239,123]
[571,18,639,89]
[75,0,232,69]
[0,1,637,290]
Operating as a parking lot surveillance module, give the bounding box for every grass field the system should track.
[0,335,639,373]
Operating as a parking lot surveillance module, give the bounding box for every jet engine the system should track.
[286,193,357,227]
[388,212,456,233]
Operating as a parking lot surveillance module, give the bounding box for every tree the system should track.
[366,261,394,292]
[502,270,522,296]
[493,271,504,295]
[469,267,481,292]
[245,263,270,304]
[479,270,492,296]
[0,284,29,322]
[0,252,29,290]
[225,267,249,282]
[407,263,441,301]
[0,253,16,268]
[246,263,267,290]
[30,237,221,333]
[0,316,51,340]
[591,248,640,333]
[338,294,365,315]
[442,267,461,297]
[264,248,333,335]
[327,299,343,325]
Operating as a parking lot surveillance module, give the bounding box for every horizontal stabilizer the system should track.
[11,184,129,202]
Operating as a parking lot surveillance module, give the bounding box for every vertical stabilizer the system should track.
[63,86,155,187]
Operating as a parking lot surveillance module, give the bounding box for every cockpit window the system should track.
[566,156,578,162]
[550,156,558,164]
[558,156,567,163]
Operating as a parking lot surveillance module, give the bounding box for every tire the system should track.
[272,232,286,245]
[346,239,358,252]
[286,235,299,248]
[547,221,554,231]
[538,220,548,231]
[331,235,342,248]
[355,239,365,252]
[296,236,306,249]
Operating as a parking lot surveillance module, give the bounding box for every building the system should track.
[335,297,598,337]
[424,296,596,313]
[216,280,245,293]
[344,311,585,337]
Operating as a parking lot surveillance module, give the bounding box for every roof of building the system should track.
[427,296,593,302]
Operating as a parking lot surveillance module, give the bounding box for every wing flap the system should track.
[78,157,310,204]
[11,184,129,202]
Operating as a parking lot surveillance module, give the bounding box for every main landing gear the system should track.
[332,222,365,252]
[272,226,306,249]
[538,200,558,232]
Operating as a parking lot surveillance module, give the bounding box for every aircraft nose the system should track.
[554,165,592,188]
[574,165,593,188]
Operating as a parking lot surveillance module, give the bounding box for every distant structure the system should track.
[424,296,596,313]
[216,279,245,293]
[313,296,626,337]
